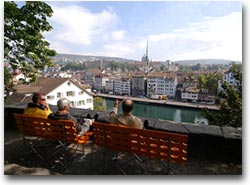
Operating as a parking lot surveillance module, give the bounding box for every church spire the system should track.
[142,41,150,74]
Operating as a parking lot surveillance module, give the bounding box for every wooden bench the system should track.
[13,113,93,167]
[93,122,188,174]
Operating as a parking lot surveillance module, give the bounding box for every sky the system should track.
[36,0,242,62]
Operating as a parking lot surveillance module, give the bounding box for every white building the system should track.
[10,77,94,110]
[114,77,131,96]
[147,72,177,98]
[181,88,199,102]
[218,71,238,93]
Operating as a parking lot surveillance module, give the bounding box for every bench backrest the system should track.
[93,122,188,163]
[14,113,83,143]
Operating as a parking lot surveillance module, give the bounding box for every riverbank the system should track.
[96,93,219,111]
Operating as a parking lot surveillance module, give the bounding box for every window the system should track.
[47,95,54,100]
[87,98,92,103]
[78,100,85,105]
[57,92,62,98]
[66,91,75,97]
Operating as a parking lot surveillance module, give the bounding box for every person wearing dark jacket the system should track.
[48,98,92,137]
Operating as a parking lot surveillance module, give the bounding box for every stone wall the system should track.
[4,103,242,163]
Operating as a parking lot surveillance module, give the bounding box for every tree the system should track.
[160,64,166,71]
[4,1,56,90]
[198,74,207,89]
[204,63,242,128]
[206,73,222,92]
[4,66,15,96]
[94,97,107,111]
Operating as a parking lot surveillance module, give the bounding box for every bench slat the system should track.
[14,113,91,144]
[93,122,188,164]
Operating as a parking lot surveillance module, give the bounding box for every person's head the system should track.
[57,98,71,111]
[32,92,47,106]
[122,99,134,114]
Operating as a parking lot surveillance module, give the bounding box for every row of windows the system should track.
[157,88,174,91]
[47,91,87,100]
[70,99,93,107]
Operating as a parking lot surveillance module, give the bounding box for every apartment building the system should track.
[84,68,102,87]
[131,74,146,97]
[182,76,198,89]
[93,74,110,93]
[114,77,131,96]
[181,87,199,102]
[146,72,177,98]
[218,71,238,93]
[105,79,114,94]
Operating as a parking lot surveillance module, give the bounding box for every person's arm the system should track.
[111,99,120,115]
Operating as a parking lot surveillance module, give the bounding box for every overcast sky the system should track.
[37,1,242,61]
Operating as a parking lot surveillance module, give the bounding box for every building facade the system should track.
[146,73,177,98]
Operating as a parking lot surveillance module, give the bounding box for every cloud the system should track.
[47,4,118,45]
[147,12,242,61]
[111,30,126,41]
[45,3,241,62]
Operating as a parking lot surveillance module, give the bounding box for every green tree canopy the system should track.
[4,1,56,87]
[204,63,242,128]
[198,74,207,89]
[94,97,107,111]
[206,73,222,92]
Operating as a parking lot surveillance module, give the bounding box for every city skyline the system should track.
[14,1,242,62]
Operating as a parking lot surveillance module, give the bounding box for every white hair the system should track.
[57,98,71,110]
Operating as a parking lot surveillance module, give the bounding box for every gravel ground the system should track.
[4,129,242,175]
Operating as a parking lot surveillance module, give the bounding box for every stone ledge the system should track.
[4,102,242,140]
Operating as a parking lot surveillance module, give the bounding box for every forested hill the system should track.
[53,53,240,65]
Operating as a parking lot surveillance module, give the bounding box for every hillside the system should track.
[173,59,241,65]
[53,53,137,65]
[53,53,241,66]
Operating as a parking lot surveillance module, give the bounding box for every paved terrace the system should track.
[4,103,242,175]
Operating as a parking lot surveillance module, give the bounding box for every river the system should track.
[105,98,209,125]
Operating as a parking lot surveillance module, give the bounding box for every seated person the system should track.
[109,99,143,129]
[48,98,93,136]
[24,92,52,118]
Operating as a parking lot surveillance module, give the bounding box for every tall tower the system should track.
[142,41,150,74]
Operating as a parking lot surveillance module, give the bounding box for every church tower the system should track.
[142,41,150,74]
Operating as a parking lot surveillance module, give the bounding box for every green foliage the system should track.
[206,73,222,92]
[160,64,166,71]
[111,61,125,72]
[4,1,56,87]
[178,65,192,73]
[198,74,207,89]
[204,63,242,128]
[61,63,87,71]
[191,63,201,71]
[93,97,107,111]
[198,73,222,92]
[4,67,15,96]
